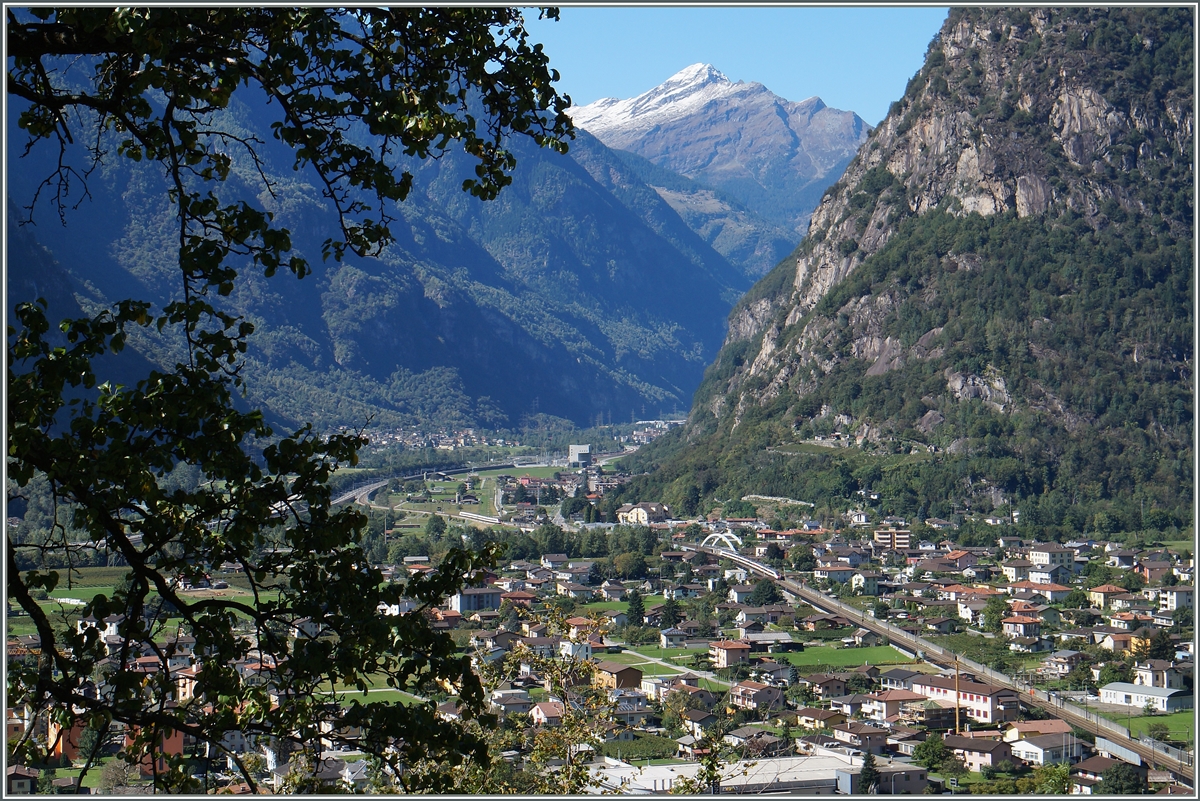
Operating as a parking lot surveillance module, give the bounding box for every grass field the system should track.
[776,644,916,669]
[578,601,629,614]
[332,689,423,707]
[1100,709,1195,742]
[624,646,702,661]
[473,466,561,480]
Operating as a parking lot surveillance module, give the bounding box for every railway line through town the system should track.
[684,544,1194,785]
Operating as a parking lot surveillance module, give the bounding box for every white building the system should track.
[1159,586,1194,612]
[1099,682,1194,713]
[1028,543,1073,569]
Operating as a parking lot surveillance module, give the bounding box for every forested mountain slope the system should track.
[7,98,750,431]
[622,8,1193,538]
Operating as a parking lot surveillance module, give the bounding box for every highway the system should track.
[684,543,1194,784]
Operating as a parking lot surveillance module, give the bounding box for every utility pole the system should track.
[954,655,961,735]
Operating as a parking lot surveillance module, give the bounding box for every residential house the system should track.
[489,689,533,718]
[863,689,926,723]
[540,554,569,570]
[608,688,650,727]
[682,708,718,737]
[559,638,593,661]
[1002,719,1074,742]
[1008,577,1075,604]
[1099,632,1133,652]
[814,566,856,584]
[1088,584,1128,608]
[499,590,536,608]
[1009,635,1055,654]
[896,699,958,731]
[801,613,851,631]
[1070,756,1147,795]
[911,675,1020,724]
[1002,616,1041,638]
[556,581,595,600]
[602,609,628,628]
[924,617,957,634]
[531,702,565,727]
[1135,561,1174,585]
[658,627,688,648]
[518,636,559,660]
[828,693,876,718]
[1029,564,1073,586]
[936,551,975,572]
[709,640,751,669]
[852,572,882,596]
[962,564,995,581]
[879,667,921,692]
[1029,543,1074,569]
[598,581,627,602]
[672,683,719,710]
[942,734,1013,772]
[1039,650,1088,679]
[1106,550,1139,569]
[7,766,39,795]
[853,627,882,647]
[616,502,668,525]
[835,763,929,795]
[730,681,784,711]
[800,673,846,699]
[796,707,848,730]
[728,584,756,604]
[471,629,519,651]
[1001,559,1034,583]
[1133,659,1186,689]
[958,599,989,624]
[594,661,643,690]
[830,722,889,755]
[450,586,502,613]
[1010,733,1086,765]
[1159,586,1194,612]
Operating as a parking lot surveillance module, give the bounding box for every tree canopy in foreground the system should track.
[6,7,571,792]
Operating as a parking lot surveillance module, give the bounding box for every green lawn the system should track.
[1100,709,1195,742]
[776,644,916,669]
[594,651,656,665]
[578,601,629,614]
[626,646,701,661]
[638,663,684,677]
[474,466,561,479]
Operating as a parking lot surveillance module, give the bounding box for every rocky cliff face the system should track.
[722,7,1192,405]
[625,8,1192,531]
[570,64,870,272]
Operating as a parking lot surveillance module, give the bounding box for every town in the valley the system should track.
[6,439,1194,795]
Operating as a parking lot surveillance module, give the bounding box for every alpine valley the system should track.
[6,66,863,433]
[618,7,1194,537]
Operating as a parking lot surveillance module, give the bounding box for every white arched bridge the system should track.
[700,530,743,550]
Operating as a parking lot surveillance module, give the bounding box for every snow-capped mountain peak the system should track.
[568,63,744,137]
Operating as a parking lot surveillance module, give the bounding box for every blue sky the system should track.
[524,6,950,125]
